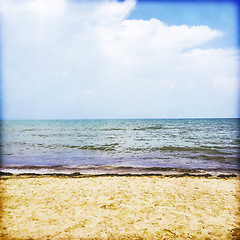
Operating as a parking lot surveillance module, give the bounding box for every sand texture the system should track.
[0,175,239,240]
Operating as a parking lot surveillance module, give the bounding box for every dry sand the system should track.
[0,175,239,240]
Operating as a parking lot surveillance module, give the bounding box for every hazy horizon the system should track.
[2,117,239,121]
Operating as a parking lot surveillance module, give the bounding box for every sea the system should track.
[1,119,239,175]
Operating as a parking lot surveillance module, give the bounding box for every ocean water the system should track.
[1,119,239,174]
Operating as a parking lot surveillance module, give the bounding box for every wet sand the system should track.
[0,174,239,240]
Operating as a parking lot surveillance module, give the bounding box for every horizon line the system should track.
[1,117,239,121]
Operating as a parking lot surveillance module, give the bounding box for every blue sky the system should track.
[1,0,239,119]
[128,1,238,49]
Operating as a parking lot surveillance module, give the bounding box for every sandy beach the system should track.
[0,174,239,240]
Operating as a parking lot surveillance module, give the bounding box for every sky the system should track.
[0,0,239,119]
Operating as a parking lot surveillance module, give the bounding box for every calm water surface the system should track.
[1,119,239,174]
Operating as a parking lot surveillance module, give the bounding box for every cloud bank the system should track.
[1,0,238,119]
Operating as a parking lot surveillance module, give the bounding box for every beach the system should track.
[1,174,239,240]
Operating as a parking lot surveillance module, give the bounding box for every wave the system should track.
[1,164,239,175]
[133,125,163,130]
[21,128,38,132]
[3,141,237,156]
[3,143,120,151]
[101,128,123,131]
[126,146,235,155]
[63,143,119,151]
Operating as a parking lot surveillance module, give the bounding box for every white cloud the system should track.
[98,18,222,55]
[1,0,238,119]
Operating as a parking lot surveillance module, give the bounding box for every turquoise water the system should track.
[1,119,239,174]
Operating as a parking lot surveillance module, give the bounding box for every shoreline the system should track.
[0,171,239,179]
[1,164,239,177]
